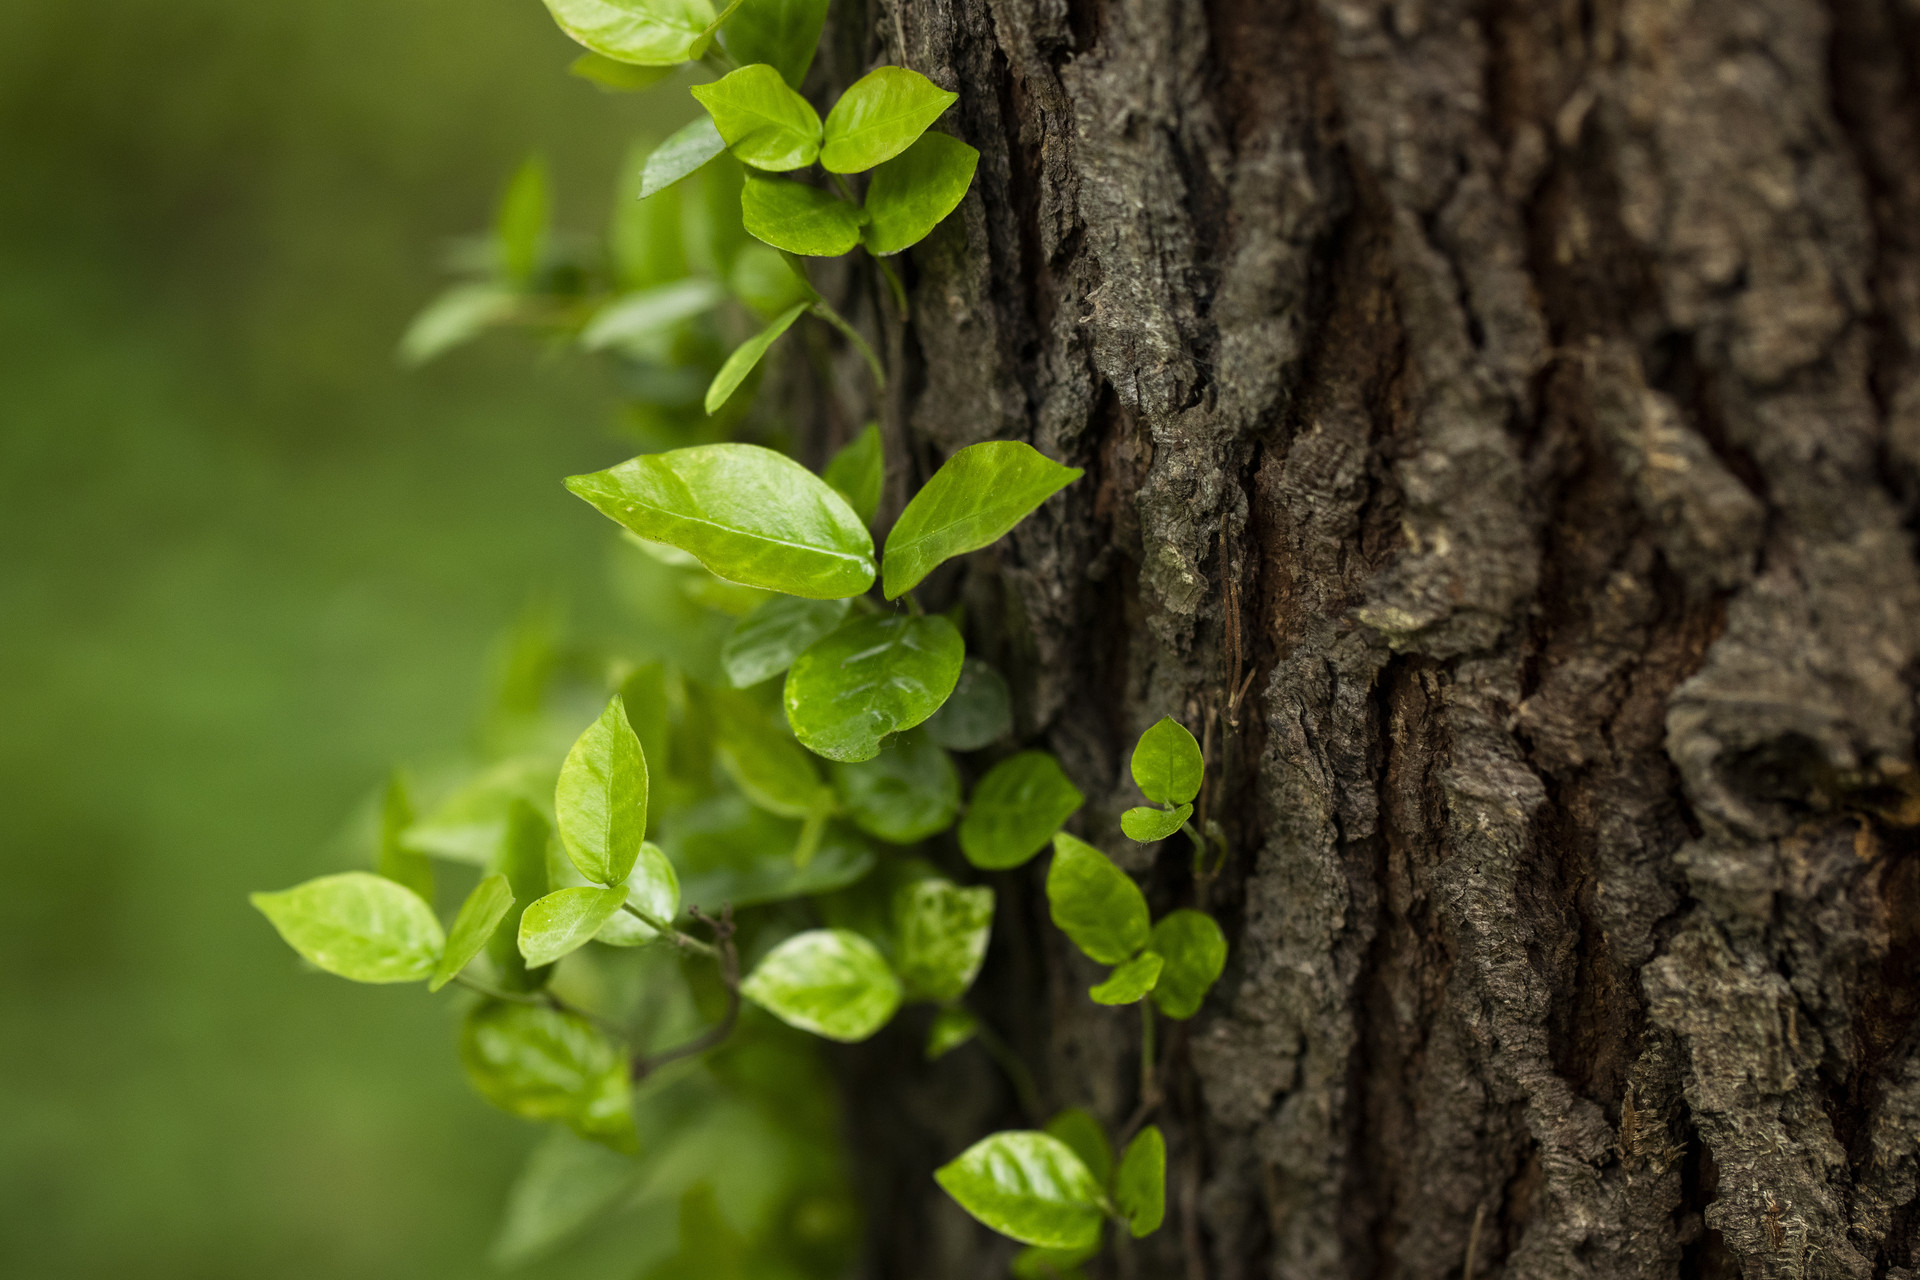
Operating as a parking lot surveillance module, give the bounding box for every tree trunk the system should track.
[828,2,1920,1277]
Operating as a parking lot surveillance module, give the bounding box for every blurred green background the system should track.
[0,1,682,1273]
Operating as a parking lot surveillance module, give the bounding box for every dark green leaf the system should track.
[1147,909,1227,1020]
[665,796,874,907]
[580,278,726,352]
[541,0,715,66]
[862,131,979,256]
[1131,715,1203,806]
[1045,833,1149,966]
[496,156,549,286]
[933,1131,1105,1249]
[489,800,555,992]
[716,0,830,88]
[924,657,1012,751]
[823,422,884,526]
[820,66,957,173]
[722,595,850,688]
[1119,802,1190,843]
[376,773,434,903]
[706,300,806,413]
[958,750,1084,870]
[832,730,961,843]
[397,282,516,367]
[1042,1108,1113,1186]
[1114,1126,1166,1237]
[892,877,993,1002]
[568,51,675,91]
[1089,950,1162,1005]
[430,874,515,992]
[926,1005,980,1060]
[460,1001,636,1152]
[567,442,876,598]
[740,928,903,1041]
[640,115,726,198]
[590,842,682,945]
[251,872,443,984]
[727,243,813,319]
[690,63,822,171]
[1012,1242,1099,1280]
[518,885,631,967]
[715,704,829,818]
[882,440,1081,598]
[783,613,965,762]
[740,175,862,256]
[555,695,650,886]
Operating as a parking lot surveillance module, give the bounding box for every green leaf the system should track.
[715,705,829,818]
[430,874,515,992]
[924,657,1012,751]
[619,662,671,782]
[555,695,650,886]
[1045,833,1149,965]
[518,885,631,967]
[460,1001,636,1152]
[640,115,727,198]
[1119,802,1191,843]
[376,773,434,902]
[591,842,682,945]
[397,282,515,367]
[496,156,550,286]
[1042,1108,1113,1186]
[740,175,863,256]
[1131,715,1203,806]
[1147,909,1227,1020]
[933,1131,1105,1249]
[580,278,726,352]
[926,1005,980,1060]
[666,796,875,907]
[723,595,849,689]
[958,751,1084,870]
[882,441,1081,598]
[862,131,980,256]
[492,1128,642,1266]
[823,423,884,526]
[728,243,813,319]
[1114,1126,1166,1237]
[892,877,993,1002]
[541,0,716,66]
[783,613,965,762]
[740,928,903,1041]
[716,0,830,88]
[820,66,958,173]
[705,300,806,413]
[569,51,675,91]
[567,442,876,598]
[1012,1242,1099,1280]
[251,872,444,984]
[832,729,961,843]
[690,64,822,171]
[1089,950,1162,1005]
[489,800,555,992]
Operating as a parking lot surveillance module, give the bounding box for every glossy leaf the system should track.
[1089,950,1162,1006]
[580,278,725,351]
[541,0,715,67]
[783,613,965,762]
[924,657,1012,751]
[715,708,828,818]
[958,751,1084,870]
[666,795,875,907]
[820,67,957,173]
[823,423,884,526]
[723,595,850,689]
[690,64,822,171]
[397,282,515,366]
[926,1005,980,1060]
[459,1001,635,1152]
[1119,802,1190,843]
[741,175,863,256]
[568,51,674,91]
[1042,1108,1113,1187]
[430,874,514,992]
[882,441,1081,598]
[716,0,830,88]
[489,800,555,992]
[567,442,877,598]
[555,694,650,886]
[832,730,961,843]
[740,928,902,1042]
[591,842,682,945]
[933,1131,1105,1250]
[1115,1126,1166,1237]
[1131,715,1203,806]
[862,131,980,256]
[892,877,993,1002]
[518,885,631,968]
[376,773,434,902]
[1147,909,1227,1020]
[728,243,813,318]
[496,156,549,285]
[251,872,444,984]
[1045,833,1149,965]
[1012,1242,1099,1280]
[706,300,806,413]
[639,115,726,198]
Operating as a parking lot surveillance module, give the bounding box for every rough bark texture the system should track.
[825,2,1920,1277]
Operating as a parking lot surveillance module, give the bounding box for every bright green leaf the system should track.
[1115,1126,1166,1237]
[832,730,961,843]
[590,843,682,945]
[823,422,884,526]
[555,695,650,886]
[740,928,903,1041]
[926,1005,980,1060]
[640,115,726,199]
[397,282,516,367]
[567,442,876,598]
[783,613,965,762]
[691,64,822,171]
[518,885,631,967]
[1045,833,1149,965]
[924,657,1012,751]
[376,773,434,902]
[1042,1108,1113,1186]
[706,300,805,413]
[717,0,829,88]
[741,175,862,256]
[1147,909,1227,1020]
[862,131,979,256]
[1012,1242,1099,1280]
[933,1131,1105,1250]
[580,278,726,352]
[496,156,549,285]
[958,751,1083,870]
[1131,715,1203,806]
[882,441,1081,598]
[820,66,957,173]
[1089,950,1163,1005]
[1119,802,1191,843]
[728,242,813,318]
[722,595,850,688]
[892,877,993,1002]
[569,51,675,91]
[460,1001,636,1152]
[715,706,828,818]
[251,872,444,985]
[489,800,555,992]
[541,0,715,66]
[430,874,514,992]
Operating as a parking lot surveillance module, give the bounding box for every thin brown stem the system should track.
[632,904,741,1080]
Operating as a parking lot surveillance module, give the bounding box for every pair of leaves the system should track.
[1041,1111,1166,1239]
[1120,716,1204,842]
[517,842,682,967]
[737,133,978,259]
[461,1000,636,1152]
[933,1124,1165,1249]
[1045,835,1226,1018]
[739,928,902,1041]
[959,750,1084,869]
[693,63,956,175]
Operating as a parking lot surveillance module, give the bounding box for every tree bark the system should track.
[826,2,1920,1277]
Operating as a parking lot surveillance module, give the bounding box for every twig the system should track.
[632,904,741,1080]
[1464,1202,1487,1279]
[1119,1002,1165,1145]
[620,901,718,956]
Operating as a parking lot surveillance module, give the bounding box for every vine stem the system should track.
[632,904,741,1080]
[450,973,623,1037]
[808,299,886,392]
[620,902,719,957]
[1119,1002,1164,1145]
[968,1014,1045,1124]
